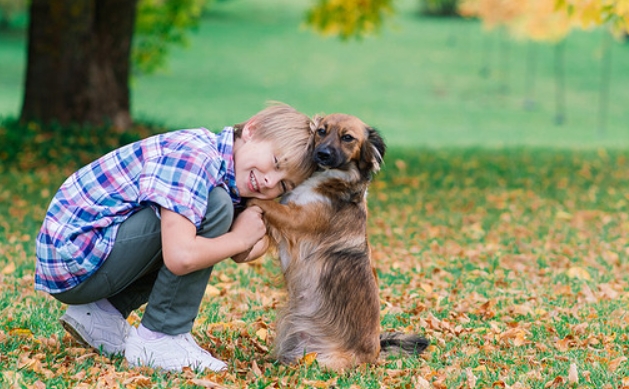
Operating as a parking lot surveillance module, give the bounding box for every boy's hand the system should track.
[232,237,270,263]
[230,205,266,249]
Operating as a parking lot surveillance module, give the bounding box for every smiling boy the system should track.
[35,103,316,372]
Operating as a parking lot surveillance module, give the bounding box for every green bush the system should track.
[419,0,460,17]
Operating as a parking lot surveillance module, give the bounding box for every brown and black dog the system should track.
[250,113,428,370]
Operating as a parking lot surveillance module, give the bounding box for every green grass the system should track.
[2,148,629,387]
[1,0,629,387]
[1,0,629,147]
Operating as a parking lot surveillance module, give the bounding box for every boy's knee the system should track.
[198,187,233,238]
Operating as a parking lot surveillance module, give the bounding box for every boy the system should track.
[35,103,316,372]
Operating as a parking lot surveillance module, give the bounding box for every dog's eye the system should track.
[317,128,326,136]
[341,134,355,142]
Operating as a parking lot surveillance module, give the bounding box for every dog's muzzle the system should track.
[314,146,341,169]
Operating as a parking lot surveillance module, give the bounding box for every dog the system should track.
[249,113,428,370]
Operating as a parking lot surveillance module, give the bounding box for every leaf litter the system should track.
[1,148,629,388]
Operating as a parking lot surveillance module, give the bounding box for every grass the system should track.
[2,148,629,388]
[1,0,629,387]
[1,0,629,147]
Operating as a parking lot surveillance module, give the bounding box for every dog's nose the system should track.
[315,150,331,164]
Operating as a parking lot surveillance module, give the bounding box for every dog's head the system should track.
[311,113,386,179]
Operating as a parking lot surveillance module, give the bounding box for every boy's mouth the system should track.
[249,171,260,192]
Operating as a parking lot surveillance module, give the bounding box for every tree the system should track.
[19,0,392,129]
[21,0,137,129]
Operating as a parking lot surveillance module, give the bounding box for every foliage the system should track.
[133,0,208,75]
[0,118,164,171]
[2,146,629,387]
[420,0,460,17]
[305,0,395,39]
[556,0,629,38]
[459,0,629,42]
[0,0,27,29]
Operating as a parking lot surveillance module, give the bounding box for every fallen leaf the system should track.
[465,368,477,388]
[205,284,221,297]
[568,363,578,384]
[300,352,318,366]
[414,376,431,389]
[188,378,226,388]
[255,328,268,342]
[2,262,15,274]
[609,356,627,372]
[567,266,591,280]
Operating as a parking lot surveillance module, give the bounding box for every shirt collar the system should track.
[216,126,240,203]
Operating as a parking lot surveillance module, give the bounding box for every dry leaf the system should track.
[251,360,263,377]
[205,284,221,297]
[300,352,318,366]
[188,378,226,389]
[567,266,591,280]
[255,328,268,342]
[414,376,431,389]
[465,368,477,389]
[1,262,15,274]
[545,376,565,388]
[609,356,627,372]
[568,363,578,384]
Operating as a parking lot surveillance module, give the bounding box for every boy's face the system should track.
[233,129,298,200]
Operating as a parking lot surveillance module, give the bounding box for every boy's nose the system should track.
[264,172,281,189]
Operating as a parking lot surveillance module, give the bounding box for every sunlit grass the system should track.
[2,147,629,387]
[1,0,629,148]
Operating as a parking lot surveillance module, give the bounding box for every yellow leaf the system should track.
[556,211,572,220]
[204,284,221,297]
[2,262,15,275]
[255,328,268,342]
[566,266,591,280]
[9,328,33,338]
[300,352,318,366]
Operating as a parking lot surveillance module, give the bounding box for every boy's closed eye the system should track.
[274,156,292,194]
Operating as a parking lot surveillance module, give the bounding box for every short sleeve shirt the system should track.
[35,127,240,294]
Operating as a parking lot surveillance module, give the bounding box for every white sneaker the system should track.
[59,302,130,355]
[125,326,227,372]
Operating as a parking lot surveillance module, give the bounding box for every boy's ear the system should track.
[242,118,257,141]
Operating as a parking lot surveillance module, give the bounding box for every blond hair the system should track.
[234,103,316,186]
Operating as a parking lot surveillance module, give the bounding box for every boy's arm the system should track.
[160,207,266,275]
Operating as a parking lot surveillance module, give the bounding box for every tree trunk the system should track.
[20,0,138,130]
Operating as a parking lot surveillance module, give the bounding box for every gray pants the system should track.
[52,187,233,335]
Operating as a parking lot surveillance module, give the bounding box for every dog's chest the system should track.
[280,173,329,206]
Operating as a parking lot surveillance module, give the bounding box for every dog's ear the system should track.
[310,114,323,133]
[368,127,386,165]
[359,126,386,176]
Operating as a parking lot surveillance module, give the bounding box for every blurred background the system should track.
[0,0,628,151]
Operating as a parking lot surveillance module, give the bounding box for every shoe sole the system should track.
[59,315,124,355]
[59,315,91,348]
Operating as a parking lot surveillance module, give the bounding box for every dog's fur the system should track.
[250,113,428,370]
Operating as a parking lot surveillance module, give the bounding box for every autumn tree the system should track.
[19,0,207,129]
[19,0,392,129]
[458,0,628,128]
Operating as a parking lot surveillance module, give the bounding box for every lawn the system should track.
[1,0,629,387]
[1,0,629,147]
[2,147,629,388]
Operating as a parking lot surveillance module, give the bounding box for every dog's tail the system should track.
[379,332,429,356]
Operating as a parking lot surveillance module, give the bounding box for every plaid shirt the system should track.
[35,127,239,294]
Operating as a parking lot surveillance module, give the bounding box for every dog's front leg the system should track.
[249,199,324,233]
